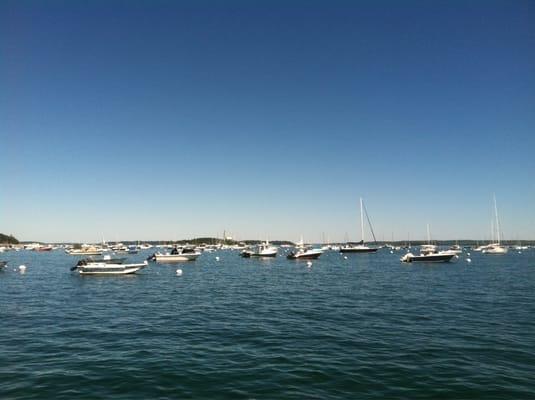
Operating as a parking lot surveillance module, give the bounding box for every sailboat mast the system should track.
[426,223,431,244]
[360,197,365,242]
[494,194,501,244]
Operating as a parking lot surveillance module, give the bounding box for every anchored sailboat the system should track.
[340,197,378,253]
[482,194,508,254]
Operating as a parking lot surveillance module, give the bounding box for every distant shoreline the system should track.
[4,239,535,246]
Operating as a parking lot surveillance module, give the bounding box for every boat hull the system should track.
[340,247,378,253]
[77,262,147,275]
[482,247,508,254]
[35,247,53,252]
[402,254,455,263]
[241,251,277,258]
[67,251,103,256]
[287,252,322,260]
[154,253,200,262]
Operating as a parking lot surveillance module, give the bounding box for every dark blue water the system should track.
[1,248,534,399]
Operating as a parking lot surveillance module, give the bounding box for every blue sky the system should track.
[1,0,534,242]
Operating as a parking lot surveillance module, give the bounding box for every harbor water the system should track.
[1,249,534,399]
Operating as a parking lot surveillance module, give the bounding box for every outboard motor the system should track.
[71,259,86,271]
[400,253,413,263]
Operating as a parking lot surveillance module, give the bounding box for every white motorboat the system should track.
[401,252,455,263]
[287,238,323,260]
[72,260,147,275]
[149,247,201,262]
[340,198,379,253]
[66,247,103,256]
[241,241,278,257]
[448,244,463,254]
[287,247,323,260]
[401,225,456,263]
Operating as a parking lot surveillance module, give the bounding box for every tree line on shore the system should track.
[3,234,535,247]
[0,233,19,244]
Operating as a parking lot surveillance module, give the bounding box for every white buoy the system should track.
[19,265,26,273]
[176,269,183,276]
[467,252,471,256]
[343,256,348,260]
[306,261,312,268]
[390,250,394,254]
[215,256,220,261]
[466,258,472,263]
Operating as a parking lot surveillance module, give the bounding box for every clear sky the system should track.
[1,0,534,243]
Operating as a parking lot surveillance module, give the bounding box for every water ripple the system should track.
[1,250,535,398]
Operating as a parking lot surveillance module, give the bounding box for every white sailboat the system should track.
[340,198,378,253]
[482,194,508,254]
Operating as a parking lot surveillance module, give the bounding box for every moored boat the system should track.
[149,247,201,262]
[66,246,103,256]
[340,241,378,253]
[340,198,379,254]
[401,225,456,263]
[241,241,278,258]
[482,195,508,255]
[287,247,323,259]
[287,239,323,260]
[34,246,53,252]
[72,260,147,275]
[473,244,491,252]
[448,244,463,254]
[128,245,139,254]
[482,244,508,254]
[401,252,455,263]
